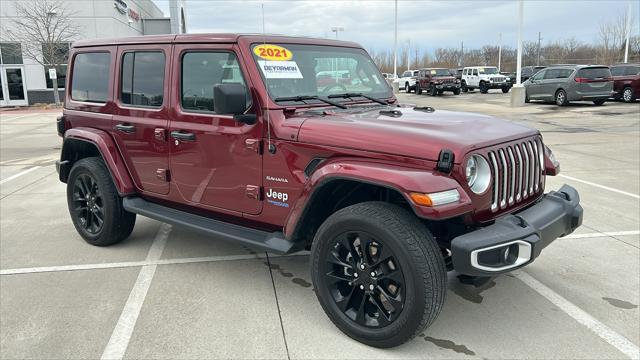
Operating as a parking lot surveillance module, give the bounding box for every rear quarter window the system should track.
[71,52,111,103]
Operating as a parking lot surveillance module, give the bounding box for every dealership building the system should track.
[0,0,186,106]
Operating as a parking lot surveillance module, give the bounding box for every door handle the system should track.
[170,131,196,141]
[115,123,136,133]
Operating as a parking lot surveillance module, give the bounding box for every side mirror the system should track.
[213,83,256,125]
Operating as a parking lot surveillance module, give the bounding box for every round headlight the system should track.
[466,155,491,194]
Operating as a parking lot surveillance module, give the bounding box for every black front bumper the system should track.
[487,82,512,89]
[451,184,583,276]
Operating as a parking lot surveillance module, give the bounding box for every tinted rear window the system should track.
[576,67,611,79]
[71,52,110,103]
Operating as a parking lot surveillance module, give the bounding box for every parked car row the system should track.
[523,63,639,106]
[392,63,638,105]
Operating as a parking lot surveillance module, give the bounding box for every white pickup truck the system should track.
[461,66,512,94]
[395,69,419,93]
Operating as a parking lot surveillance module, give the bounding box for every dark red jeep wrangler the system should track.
[56,34,582,348]
[416,68,461,96]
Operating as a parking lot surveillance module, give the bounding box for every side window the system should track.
[558,69,573,78]
[181,51,248,113]
[121,51,165,107]
[532,70,545,80]
[472,69,478,76]
[543,69,559,79]
[610,66,625,76]
[626,66,640,76]
[71,52,111,103]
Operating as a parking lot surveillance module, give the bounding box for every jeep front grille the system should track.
[488,138,545,212]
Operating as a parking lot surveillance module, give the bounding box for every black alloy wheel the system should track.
[321,231,405,328]
[72,173,105,234]
[311,202,447,348]
[67,157,136,246]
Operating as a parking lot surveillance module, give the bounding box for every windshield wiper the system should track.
[273,95,347,109]
[328,93,389,106]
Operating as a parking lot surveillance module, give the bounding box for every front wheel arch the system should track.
[288,179,414,246]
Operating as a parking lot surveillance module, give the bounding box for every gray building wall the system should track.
[0,0,168,105]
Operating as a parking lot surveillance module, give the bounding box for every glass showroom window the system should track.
[0,43,23,64]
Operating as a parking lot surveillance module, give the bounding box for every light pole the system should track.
[510,0,525,107]
[331,26,344,40]
[498,33,502,72]
[393,0,397,78]
[624,0,632,63]
[405,39,411,72]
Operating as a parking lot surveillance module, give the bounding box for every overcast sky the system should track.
[155,0,637,54]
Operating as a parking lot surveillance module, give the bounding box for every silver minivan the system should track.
[524,65,613,106]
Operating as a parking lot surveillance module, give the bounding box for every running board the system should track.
[123,197,295,254]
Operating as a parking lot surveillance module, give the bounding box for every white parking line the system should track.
[101,224,171,360]
[564,231,640,239]
[515,271,640,360]
[0,253,271,276]
[0,166,41,185]
[559,174,640,199]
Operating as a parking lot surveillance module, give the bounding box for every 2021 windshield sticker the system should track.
[258,60,303,79]
[253,44,293,61]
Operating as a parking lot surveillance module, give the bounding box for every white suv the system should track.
[461,66,512,94]
[396,70,419,93]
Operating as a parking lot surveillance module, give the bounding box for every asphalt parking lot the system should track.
[1,92,639,359]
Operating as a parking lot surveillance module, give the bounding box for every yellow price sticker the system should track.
[253,44,293,61]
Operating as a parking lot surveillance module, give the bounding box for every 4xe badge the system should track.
[266,188,289,208]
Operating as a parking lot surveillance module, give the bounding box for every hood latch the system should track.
[437,149,455,173]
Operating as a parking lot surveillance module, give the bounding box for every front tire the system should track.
[404,83,411,93]
[429,84,437,96]
[501,87,510,93]
[479,82,488,94]
[461,81,468,92]
[67,157,136,246]
[593,98,606,106]
[453,88,461,95]
[311,202,447,348]
[416,83,422,95]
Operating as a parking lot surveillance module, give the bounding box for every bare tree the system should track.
[2,0,80,105]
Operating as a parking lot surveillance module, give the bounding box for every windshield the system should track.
[428,69,450,76]
[251,43,392,104]
[478,67,499,75]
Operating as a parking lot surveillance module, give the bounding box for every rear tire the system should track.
[593,99,606,106]
[555,89,569,106]
[311,202,447,348]
[622,87,635,103]
[67,157,136,246]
